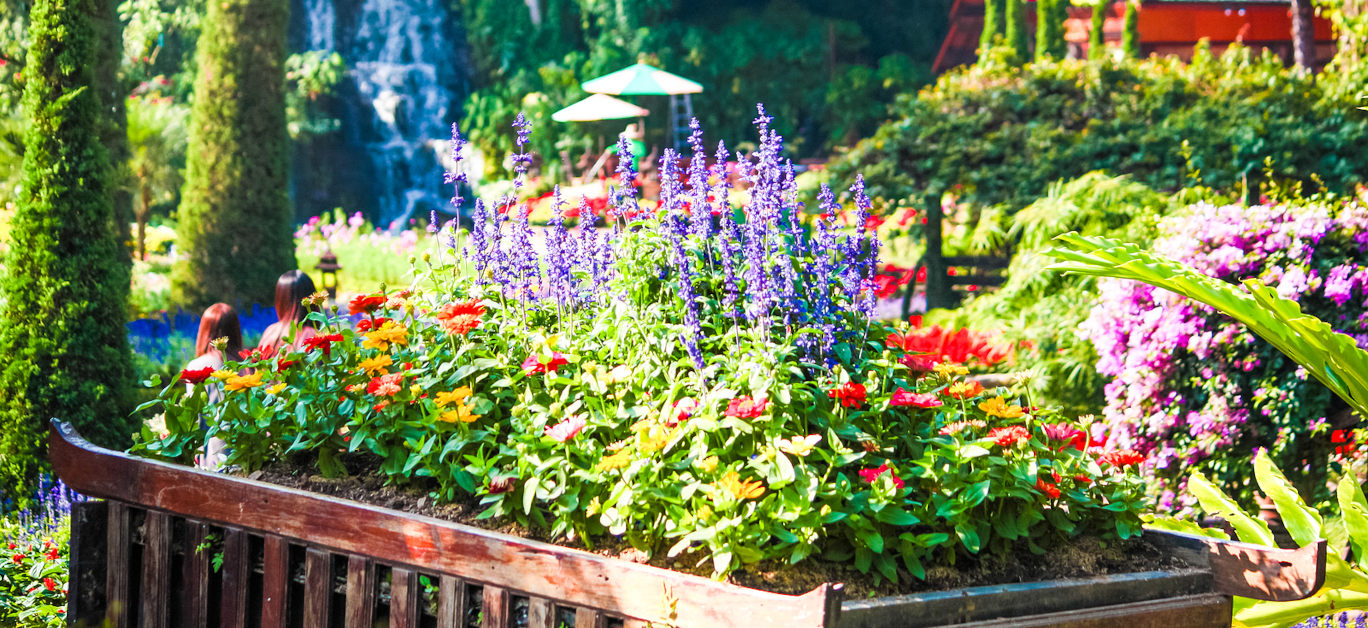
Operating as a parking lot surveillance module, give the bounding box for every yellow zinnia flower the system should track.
[362,322,409,351]
[265,383,287,396]
[211,369,235,381]
[978,396,1025,419]
[777,434,822,457]
[695,455,719,472]
[225,371,264,392]
[637,424,672,454]
[358,355,393,374]
[714,471,765,501]
[438,401,480,424]
[435,387,473,408]
[597,450,632,471]
[933,362,969,378]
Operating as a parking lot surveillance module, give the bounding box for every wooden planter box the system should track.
[50,421,1325,628]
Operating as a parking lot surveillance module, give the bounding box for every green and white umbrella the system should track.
[581,63,703,96]
[551,93,650,122]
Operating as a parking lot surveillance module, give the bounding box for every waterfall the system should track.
[291,0,467,229]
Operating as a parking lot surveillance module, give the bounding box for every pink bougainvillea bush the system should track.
[135,112,1146,582]
[1085,196,1368,508]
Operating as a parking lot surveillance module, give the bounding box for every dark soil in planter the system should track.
[243,457,1186,599]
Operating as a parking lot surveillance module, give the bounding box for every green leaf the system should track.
[875,507,920,526]
[1253,450,1321,548]
[1338,476,1368,571]
[956,524,981,553]
[522,478,538,515]
[958,444,991,458]
[1142,515,1230,540]
[1187,472,1274,546]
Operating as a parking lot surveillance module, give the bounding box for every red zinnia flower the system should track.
[522,352,568,375]
[11,553,23,562]
[366,372,404,396]
[43,577,57,591]
[1098,450,1145,467]
[1074,474,1092,485]
[487,476,516,494]
[348,294,387,316]
[989,426,1031,448]
[276,360,297,372]
[436,300,486,335]
[1035,478,1061,499]
[1042,423,1088,451]
[179,367,215,385]
[355,317,391,333]
[302,333,345,356]
[889,388,943,408]
[45,546,59,560]
[724,396,770,419]
[669,397,699,427]
[827,382,867,409]
[858,464,906,490]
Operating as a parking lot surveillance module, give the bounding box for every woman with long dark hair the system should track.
[257,269,318,351]
[181,302,243,470]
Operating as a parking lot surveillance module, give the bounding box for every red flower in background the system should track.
[1333,429,1356,456]
[886,320,1016,370]
[725,396,769,419]
[1098,450,1145,467]
[348,294,387,316]
[43,577,57,591]
[366,372,404,396]
[889,388,943,408]
[436,300,486,335]
[1042,423,1087,451]
[1035,478,1061,499]
[487,476,516,494]
[355,317,391,333]
[989,426,1031,447]
[302,333,345,356]
[858,464,906,489]
[522,352,568,375]
[828,382,867,408]
[179,367,215,385]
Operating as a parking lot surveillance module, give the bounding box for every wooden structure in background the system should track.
[903,193,1010,316]
[934,0,1336,73]
[52,420,1326,627]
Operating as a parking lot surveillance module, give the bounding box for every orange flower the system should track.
[366,372,404,396]
[714,471,765,501]
[1098,450,1146,467]
[978,397,1024,419]
[362,321,409,351]
[1035,478,1061,499]
[436,300,486,335]
[597,450,632,471]
[224,371,264,392]
[945,381,985,399]
[358,355,393,375]
[348,294,387,315]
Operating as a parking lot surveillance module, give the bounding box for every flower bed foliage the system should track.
[294,210,436,296]
[0,478,78,628]
[831,44,1368,215]
[1084,196,1368,509]
[136,113,1147,582]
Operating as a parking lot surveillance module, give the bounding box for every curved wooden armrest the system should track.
[1146,528,1326,602]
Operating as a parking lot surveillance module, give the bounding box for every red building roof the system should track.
[934,0,1336,73]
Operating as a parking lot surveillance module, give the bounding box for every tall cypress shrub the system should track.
[1035,0,1064,61]
[1088,1,1107,60]
[173,0,295,309]
[1122,0,1140,58]
[980,0,1005,53]
[0,0,134,501]
[1004,0,1029,62]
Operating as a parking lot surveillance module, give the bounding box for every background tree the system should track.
[980,0,1005,53]
[1122,0,1139,58]
[127,95,188,260]
[1004,0,1030,61]
[172,0,295,308]
[0,0,134,502]
[94,0,132,264]
[1088,0,1107,61]
[1035,0,1067,61]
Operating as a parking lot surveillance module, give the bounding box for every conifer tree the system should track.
[980,0,1006,53]
[1036,0,1063,61]
[1004,0,1030,62]
[1088,1,1108,61]
[0,0,135,501]
[173,0,295,308]
[1122,0,1140,58]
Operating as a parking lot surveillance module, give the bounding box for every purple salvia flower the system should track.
[545,187,576,307]
[609,135,639,227]
[686,119,712,241]
[666,211,706,369]
[511,113,534,191]
[443,122,470,208]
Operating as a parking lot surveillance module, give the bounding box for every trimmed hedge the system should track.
[833,45,1368,211]
[173,0,295,308]
[0,0,135,503]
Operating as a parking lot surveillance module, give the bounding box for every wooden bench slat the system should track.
[68,501,108,623]
[218,528,250,628]
[576,607,605,628]
[139,511,171,628]
[482,586,509,628]
[528,597,553,628]
[260,536,290,627]
[105,502,130,628]
[181,522,210,628]
[346,555,376,628]
[304,547,332,628]
[436,575,463,628]
[390,567,420,628]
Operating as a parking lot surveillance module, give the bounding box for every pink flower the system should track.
[522,352,568,375]
[544,415,587,442]
[669,397,699,427]
[889,388,943,408]
[858,464,905,489]
[725,396,769,419]
[1042,423,1087,451]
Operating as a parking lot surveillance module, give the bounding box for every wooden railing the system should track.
[901,193,1011,317]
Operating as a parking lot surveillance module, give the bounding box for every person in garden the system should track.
[183,303,243,470]
[257,270,319,351]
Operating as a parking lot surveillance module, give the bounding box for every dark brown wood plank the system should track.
[218,528,250,628]
[48,421,840,628]
[67,501,108,625]
[259,536,290,628]
[1145,528,1326,602]
[575,608,605,628]
[104,501,130,628]
[303,547,332,628]
[527,597,553,628]
[138,511,171,628]
[962,593,1232,628]
[346,555,376,628]
[481,586,509,628]
[389,567,420,628]
[181,522,210,628]
[435,575,463,628]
